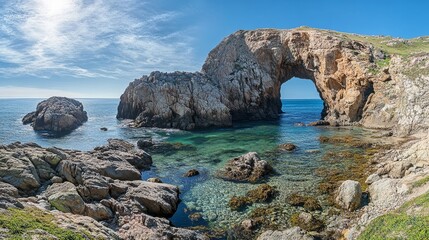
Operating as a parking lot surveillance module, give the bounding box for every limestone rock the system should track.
[22,97,88,134]
[257,227,314,240]
[335,180,362,211]
[46,182,86,214]
[216,152,272,182]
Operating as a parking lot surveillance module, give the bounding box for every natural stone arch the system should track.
[201,29,376,124]
[118,28,386,130]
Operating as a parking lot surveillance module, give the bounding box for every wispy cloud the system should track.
[0,86,85,98]
[0,0,196,79]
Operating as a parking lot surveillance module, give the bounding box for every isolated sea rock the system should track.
[335,180,362,211]
[217,152,272,182]
[22,96,88,134]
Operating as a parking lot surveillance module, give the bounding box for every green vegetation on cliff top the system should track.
[296,26,429,56]
[358,192,429,240]
[0,208,91,240]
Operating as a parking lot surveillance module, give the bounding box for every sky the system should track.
[0,0,427,99]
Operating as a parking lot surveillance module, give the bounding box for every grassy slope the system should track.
[296,26,429,56]
[358,192,429,240]
[0,207,91,240]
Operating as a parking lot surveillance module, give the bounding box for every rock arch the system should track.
[117,28,385,130]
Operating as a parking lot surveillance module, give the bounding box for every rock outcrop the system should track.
[216,152,272,182]
[117,28,429,136]
[23,96,88,134]
[0,140,205,239]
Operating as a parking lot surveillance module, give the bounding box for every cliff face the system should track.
[117,28,429,135]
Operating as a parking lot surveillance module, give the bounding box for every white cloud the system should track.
[0,0,196,78]
[0,86,85,98]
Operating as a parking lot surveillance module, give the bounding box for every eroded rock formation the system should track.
[118,28,429,136]
[23,96,88,134]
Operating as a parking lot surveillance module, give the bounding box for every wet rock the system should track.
[147,178,163,183]
[216,152,272,182]
[257,227,314,240]
[184,169,200,177]
[100,127,108,131]
[188,212,203,222]
[335,180,362,211]
[308,120,330,126]
[22,97,88,134]
[46,182,86,214]
[137,139,154,149]
[241,219,255,230]
[229,184,276,210]
[290,212,324,232]
[278,143,297,151]
[286,193,322,211]
[294,122,306,127]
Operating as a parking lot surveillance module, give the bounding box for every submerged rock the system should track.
[216,152,272,182]
[335,180,362,211]
[290,212,324,232]
[184,169,200,177]
[22,97,88,134]
[278,143,297,151]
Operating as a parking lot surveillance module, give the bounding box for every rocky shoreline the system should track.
[0,139,207,239]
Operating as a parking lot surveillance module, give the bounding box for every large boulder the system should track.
[46,182,86,214]
[216,152,272,182]
[125,181,180,217]
[0,149,41,191]
[335,180,362,211]
[22,96,88,134]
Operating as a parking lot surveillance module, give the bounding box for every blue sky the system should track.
[0,0,427,98]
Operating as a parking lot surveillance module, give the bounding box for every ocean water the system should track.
[0,98,371,233]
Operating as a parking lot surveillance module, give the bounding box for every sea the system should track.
[0,98,372,234]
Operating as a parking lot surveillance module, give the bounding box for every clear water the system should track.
[0,99,371,232]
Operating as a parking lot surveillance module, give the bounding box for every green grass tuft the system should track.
[0,208,90,240]
[358,192,429,240]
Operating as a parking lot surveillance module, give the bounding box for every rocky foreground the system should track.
[0,139,206,239]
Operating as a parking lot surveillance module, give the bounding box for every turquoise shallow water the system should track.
[0,98,371,233]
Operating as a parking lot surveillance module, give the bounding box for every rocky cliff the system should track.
[117,28,429,135]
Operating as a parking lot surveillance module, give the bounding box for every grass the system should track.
[294,26,429,57]
[412,175,429,189]
[0,207,90,240]
[358,192,429,240]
